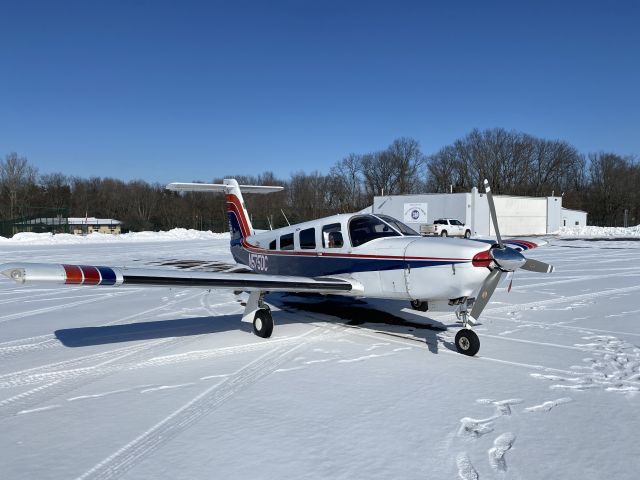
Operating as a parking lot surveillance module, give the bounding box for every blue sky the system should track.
[1,0,638,183]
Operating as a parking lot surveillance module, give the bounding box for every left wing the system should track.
[0,262,361,294]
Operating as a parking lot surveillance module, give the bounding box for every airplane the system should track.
[0,179,553,356]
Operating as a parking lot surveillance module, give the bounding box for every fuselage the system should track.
[229,212,492,302]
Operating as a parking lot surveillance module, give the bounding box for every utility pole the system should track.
[624,209,629,228]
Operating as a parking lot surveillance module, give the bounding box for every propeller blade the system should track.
[521,258,555,273]
[483,179,503,248]
[470,269,503,321]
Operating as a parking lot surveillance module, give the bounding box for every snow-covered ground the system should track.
[0,234,638,479]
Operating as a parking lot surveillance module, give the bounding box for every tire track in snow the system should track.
[0,290,140,324]
[0,340,173,417]
[0,290,205,359]
[482,284,640,315]
[74,328,321,480]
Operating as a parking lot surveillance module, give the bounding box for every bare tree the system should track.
[0,152,38,218]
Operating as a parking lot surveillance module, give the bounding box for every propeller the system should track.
[469,179,554,322]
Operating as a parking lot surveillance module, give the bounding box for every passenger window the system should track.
[299,228,316,249]
[322,223,344,248]
[269,239,276,250]
[280,233,294,250]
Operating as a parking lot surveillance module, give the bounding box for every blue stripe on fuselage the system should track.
[231,245,467,277]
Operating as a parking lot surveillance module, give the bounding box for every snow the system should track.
[559,224,640,237]
[0,235,639,479]
[0,228,228,245]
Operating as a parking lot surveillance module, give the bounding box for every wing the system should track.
[470,238,548,251]
[0,262,361,295]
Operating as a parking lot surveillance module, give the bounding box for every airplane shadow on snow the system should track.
[55,294,455,354]
[271,293,456,355]
[54,314,253,347]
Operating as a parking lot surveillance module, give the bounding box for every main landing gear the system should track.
[242,291,274,338]
[410,299,428,311]
[454,298,480,356]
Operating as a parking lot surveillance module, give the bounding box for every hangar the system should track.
[371,187,587,236]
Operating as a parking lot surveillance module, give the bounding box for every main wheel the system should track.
[455,329,480,356]
[253,308,274,338]
[440,230,448,237]
[464,230,471,238]
[410,299,428,311]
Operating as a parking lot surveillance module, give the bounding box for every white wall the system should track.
[490,196,548,236]
[561,208,587,228]
[372,191,574,236]
[373,193,470,231]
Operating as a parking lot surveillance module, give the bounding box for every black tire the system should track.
[253,308,274,338]
[440,230,448,237]
[410,299,428,311]
[455,329,480,356]
[464,230,471,239]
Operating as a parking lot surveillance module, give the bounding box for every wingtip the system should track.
[0,265,26,283]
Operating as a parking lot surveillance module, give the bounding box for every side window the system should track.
[269,239,276,250]
[451,220,462,226]
[322,223,344,248]
[280,233,294,250]
[299,228,316,249]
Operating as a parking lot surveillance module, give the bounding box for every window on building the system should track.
[280,233,294,250]
[349,215,400,247]
[299,228,316,249]
[322,223,344,248]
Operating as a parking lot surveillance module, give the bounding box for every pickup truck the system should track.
[420,219,471,238]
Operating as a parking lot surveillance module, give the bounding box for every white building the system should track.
[68,217,122,235]
[371,187,587,236]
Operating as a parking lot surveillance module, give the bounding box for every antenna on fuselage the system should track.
[281,209,291,226]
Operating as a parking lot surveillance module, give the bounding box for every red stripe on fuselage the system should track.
[80,265,101,285]
[63,264,84,284]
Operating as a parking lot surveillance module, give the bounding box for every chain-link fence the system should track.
[0,207,69,238]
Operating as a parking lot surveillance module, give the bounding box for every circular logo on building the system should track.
[411,209,420,220]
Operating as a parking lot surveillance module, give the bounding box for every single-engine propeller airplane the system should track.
[0,179,553,356]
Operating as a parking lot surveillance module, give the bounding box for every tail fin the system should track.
[166,180,283,244]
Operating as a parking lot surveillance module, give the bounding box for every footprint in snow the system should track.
[488,432,516,472]
[458,399,523,438]
[456,453,479,480]
[524,397,573,413]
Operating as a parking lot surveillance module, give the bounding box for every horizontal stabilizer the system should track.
[166,182,283,194]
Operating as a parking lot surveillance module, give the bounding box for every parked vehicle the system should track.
[420,218,471,238]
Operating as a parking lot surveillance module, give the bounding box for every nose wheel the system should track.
[454,298,480,356]
[454,329,480,356]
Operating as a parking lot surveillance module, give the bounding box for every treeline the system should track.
[0,129,638,233]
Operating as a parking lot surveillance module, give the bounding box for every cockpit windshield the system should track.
[349,215,400,247]
[375,215,420,236]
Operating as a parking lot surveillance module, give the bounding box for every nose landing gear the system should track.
[454,298,480,356]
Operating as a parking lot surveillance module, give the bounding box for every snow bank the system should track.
[558,225,640,238]
[0,228,229,245]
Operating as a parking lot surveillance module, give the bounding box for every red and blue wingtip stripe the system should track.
[63,264,119,286]
[503,239,544,251]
